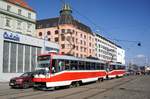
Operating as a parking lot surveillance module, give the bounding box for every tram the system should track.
[33,52,107,89]
[33,52,126,89]
[107,63,126,79]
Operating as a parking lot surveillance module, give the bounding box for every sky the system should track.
[25,0,150,66]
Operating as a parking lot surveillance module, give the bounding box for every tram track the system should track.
[0,88,35,97]
[0,76,138,99]
[54,76,137,99]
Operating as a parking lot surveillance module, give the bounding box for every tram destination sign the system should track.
[3,32,20,41]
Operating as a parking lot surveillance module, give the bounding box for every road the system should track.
[0,75,150,99]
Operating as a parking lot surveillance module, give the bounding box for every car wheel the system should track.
[23,82,29,89]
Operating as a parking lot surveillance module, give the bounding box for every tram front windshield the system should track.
[37,55,50,68]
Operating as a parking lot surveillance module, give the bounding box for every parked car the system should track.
[9,72,34,89]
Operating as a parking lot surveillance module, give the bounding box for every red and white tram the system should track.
[33,53,107,89]
[33,53,126,89]
[107,63,126,79]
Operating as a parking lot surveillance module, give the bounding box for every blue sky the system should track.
[25,0,150,65]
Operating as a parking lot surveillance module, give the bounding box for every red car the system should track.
[9,72,34,88]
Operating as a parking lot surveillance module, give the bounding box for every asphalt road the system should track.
[0,75,150,99]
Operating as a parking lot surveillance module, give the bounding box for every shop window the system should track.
[3,42,9,73]
[18,44,23,73]
[10,43,17,73]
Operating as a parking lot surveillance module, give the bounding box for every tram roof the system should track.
[52,55,105,64]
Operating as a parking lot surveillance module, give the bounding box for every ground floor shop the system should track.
[0,29,59,81]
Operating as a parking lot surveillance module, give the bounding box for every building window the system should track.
[28,12,31,19]
[67,29,71,33]
[27,23,32,31]
[61,44,65,49]
[18,9,22,15]
[47,31,51,35]
[80,47,83,52]
[7,5,11,12]
[80,40,82,45]
[89,36,91,40]
[39,32,42,36]
[5,18,10,27]
[17,20,22,29]
[55,30,59,34]
[76,46,78,50]
[61,35,65,41]
[76,53,78,57]
[80,34,82,38]
[89,43,91,47]
[84,48,86,52]
[84,35,86,39]
[48,38,51,41]
[61,29,65,33]
[76,39,78,44]
[76,32,78,35]
[84,41,86,45]
[55,37,59,42]
[89,49,91,53]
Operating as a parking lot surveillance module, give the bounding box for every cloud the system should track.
[136,54,145,58]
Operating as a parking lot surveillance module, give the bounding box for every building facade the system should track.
[117,47,125,64]
[95,33,125,64]
[0,0,60,82]
[36,4,95,58]
[0,0,36,36]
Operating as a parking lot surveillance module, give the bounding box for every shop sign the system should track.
[3,32,20,41]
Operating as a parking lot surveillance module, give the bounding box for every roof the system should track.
[36,17,93,34]
[5,0,35,12]
[96,33,122,48]
[52,55,105,63]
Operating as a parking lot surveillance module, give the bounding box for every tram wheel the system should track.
[75,82,80,87]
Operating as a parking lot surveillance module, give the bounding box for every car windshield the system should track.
[34,69,49,75]
[37,55,50,68]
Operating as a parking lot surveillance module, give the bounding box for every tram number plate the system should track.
[10,83,14,85]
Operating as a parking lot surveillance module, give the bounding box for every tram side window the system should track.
[91,63,96,70]
[79,61,85,70]
[112,65,116,70]
[57,60,65,72]
[100,63,105,70]
[86,62,90,70]
[52,59,57,73]
[64,60,70,70]
[52,59,65,73]
[96,63,100,70]
[70,60,78,70]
